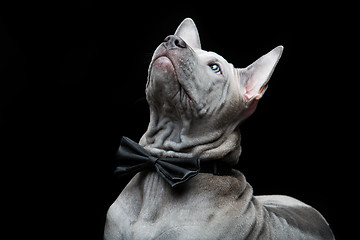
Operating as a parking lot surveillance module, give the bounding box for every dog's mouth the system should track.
[147,54,196,106]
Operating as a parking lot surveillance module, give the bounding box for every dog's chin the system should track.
[152,56,174,73]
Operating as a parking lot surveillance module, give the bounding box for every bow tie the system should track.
[114,136,233,187]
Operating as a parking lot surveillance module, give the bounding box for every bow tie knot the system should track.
[148,156,159,165]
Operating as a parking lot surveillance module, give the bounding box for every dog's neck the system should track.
[139,105,242,165]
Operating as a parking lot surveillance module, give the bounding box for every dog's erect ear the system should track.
[237,46,283,122]
[174,18,201,49]
[241,46,283,104]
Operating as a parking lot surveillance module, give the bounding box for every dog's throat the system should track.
[140,114,242,165]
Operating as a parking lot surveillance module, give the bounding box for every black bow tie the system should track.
[114,136,233,187]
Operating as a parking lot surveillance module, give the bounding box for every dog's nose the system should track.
[163,35,186,49]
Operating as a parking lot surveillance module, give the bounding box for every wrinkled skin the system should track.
[104,18,335,239]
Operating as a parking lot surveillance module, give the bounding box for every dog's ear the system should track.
[174,18,201,49]
[237,46,283,121]
[240,46,283,104]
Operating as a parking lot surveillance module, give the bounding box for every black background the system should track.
[1,4,357,240]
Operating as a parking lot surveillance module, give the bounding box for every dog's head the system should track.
[141,18,283,164]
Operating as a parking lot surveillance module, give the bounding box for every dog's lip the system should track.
[148,52,196,104]
[151,44,172,64]
[147,53,173,88]
[152,54,171,66]
[147,53,168,89]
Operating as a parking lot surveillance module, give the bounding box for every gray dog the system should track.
[104,18,335,239]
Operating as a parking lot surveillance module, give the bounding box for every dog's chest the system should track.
[112,171,251,240]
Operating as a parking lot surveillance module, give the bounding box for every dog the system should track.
[104,18,335,239]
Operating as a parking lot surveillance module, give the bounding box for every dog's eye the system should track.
[209,64,222,74]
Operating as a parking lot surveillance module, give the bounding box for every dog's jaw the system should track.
[146,42,204,113]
